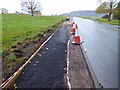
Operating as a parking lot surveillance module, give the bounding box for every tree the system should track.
[0,8,8,14]
[96,0,119,21]
[96,2,108,14]
[21,0,41,16]
[113,1,120,19]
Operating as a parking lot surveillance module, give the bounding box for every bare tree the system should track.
[21,0,41,16]
[97,0,119,21]
[0,8,8,14]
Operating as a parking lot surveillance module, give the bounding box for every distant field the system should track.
[95,18,120,25]
[81,16,120,25]
[81,16,95,20]
[2,14,65,51]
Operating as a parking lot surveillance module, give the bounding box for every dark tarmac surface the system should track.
[16,24,68,88]
[73,17,118,88]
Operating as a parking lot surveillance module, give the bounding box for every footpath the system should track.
[15,24,68,88]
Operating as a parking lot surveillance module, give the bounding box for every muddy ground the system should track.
[2,20,65,82]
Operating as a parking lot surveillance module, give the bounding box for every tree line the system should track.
[1,0,42,16]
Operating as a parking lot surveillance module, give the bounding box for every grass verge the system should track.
[2,14,65,51]
[81,16,120,25]
[96,18,120,25]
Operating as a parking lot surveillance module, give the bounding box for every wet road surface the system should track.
[16,25,68,88]
[73,17,118,88]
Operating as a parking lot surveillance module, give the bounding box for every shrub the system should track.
[6,53,17,64]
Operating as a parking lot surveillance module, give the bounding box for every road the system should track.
[16,25,68,88]
[73,17,118,88]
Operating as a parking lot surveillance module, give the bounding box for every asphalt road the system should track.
[16,25,68,88]
[73,17,118,88]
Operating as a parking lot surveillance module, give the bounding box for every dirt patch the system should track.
[2,20,65,82]
[65,24,95,88]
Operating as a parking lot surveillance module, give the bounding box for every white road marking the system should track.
[66,36,73,89]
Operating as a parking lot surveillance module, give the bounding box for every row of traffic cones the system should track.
[70,21,83,45]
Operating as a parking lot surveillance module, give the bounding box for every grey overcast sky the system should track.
[0,0,99,15]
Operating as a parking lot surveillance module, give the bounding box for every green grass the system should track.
[6,53,17,64]
[2,14,65,51]
[96,18,120,25]
[81,16,120,25]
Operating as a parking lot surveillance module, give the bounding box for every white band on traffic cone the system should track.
[72,26,81,44]
[71,23,77,34]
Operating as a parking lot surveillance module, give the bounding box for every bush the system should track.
[6,53,17,64]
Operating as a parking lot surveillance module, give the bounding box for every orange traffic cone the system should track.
[71,23,78,34]
[72,28,81,45]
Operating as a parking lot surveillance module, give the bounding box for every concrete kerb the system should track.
[1,25,63,89]
[80,44,101,88]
